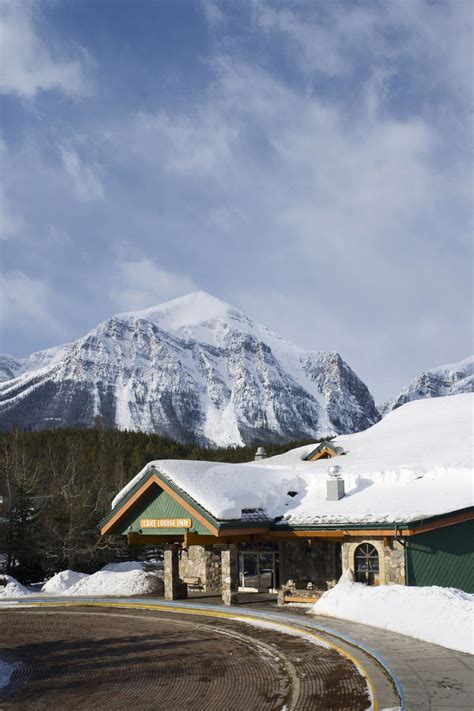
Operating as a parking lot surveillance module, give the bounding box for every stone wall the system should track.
[204,546,222,592]
[341,537,405,585]
[179,545,207,586]
[178,544,222,592]
[278,540,339,590]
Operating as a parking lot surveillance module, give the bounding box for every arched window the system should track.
[354,543,379,585]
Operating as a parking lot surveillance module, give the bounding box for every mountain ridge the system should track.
[0,291,380,445]
[380,355,473,415]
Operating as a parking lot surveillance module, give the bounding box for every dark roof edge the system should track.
[273,506,474,532]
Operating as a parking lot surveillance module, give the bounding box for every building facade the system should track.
[100,464,474,604]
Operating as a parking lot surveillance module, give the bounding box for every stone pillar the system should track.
[164,543,181,600]
[278,541,289,589]
[221,544,239,606]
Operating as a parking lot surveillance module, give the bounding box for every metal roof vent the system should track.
[255,446,267,461]
[327,465,345,501]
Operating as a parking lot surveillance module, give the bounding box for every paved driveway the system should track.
[0,607,371,710]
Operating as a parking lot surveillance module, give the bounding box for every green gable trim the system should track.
[111,485,211,537]
[100,465,222,534]
[406,518,474,593]
[100,466,218,531]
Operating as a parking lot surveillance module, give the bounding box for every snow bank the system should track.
[0,575,31,598]
[41,570,89,593]
[101,561,144,573]
[1,563,162,599]
[111,393,473,525]
[64,568,162,596]
[311,572,474,654]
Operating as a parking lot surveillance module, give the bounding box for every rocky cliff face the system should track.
[0,291,380,445]
[381,356,473,415]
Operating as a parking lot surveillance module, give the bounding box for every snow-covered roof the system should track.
[112,393,473,526]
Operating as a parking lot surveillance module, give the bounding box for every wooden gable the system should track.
[100,471,220,537]
[304,442,341,462]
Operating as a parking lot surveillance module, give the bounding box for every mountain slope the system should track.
[0,291,380,445]
[381,356,473,415]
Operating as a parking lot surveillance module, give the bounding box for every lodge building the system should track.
[100,394,474,603]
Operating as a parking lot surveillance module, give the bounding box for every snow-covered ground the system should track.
[113,393,473,526]
[311,571,474,654]
[0,562,163,600]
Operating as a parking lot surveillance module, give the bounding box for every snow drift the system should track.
[41,569,89,593]
[311,571,474,654]
[0,575,31,598]
[64,568,163,596]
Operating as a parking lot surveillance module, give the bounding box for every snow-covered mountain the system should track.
[381,356,473,415]
[0,291,380,445]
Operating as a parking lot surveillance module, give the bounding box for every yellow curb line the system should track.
[19,600,379,710]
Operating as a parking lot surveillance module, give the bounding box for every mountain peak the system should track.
[116,290,242,331]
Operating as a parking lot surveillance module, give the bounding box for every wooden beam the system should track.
[403,510,474,537]
[102,476,160,535]
[128,533,185,545]
[217,527,269,537]
[269,530,345,539]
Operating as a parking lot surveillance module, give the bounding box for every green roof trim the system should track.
[272,506,474,532]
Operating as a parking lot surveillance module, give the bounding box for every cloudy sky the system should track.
[0,0,472,402]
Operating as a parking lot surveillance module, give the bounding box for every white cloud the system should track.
[0,0,89,98]
[0,189,22,240]
[59,145,105,202]
[111,259,198,311]
[0,271,62,335]
[254,0,473,100]
[201,0,225,26]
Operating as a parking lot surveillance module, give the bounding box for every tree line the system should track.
[0,427,316,583]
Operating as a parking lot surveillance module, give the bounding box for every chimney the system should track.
[255,446,267,461]
[326,465,345,501]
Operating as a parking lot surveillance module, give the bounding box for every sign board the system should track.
[140,518,192,529]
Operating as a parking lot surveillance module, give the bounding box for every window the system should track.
[354,543,379,585]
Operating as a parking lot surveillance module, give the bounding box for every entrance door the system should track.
[239,551,277,592]
[240,552,259,590]
[258,552,275,591]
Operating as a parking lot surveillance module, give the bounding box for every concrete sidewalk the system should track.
[307,612,473,711]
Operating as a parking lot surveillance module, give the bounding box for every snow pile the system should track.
[0,575,31,598]
[311,571,474,654]
[41,570,89,593]
[0,562,161,599]
[64,568,162,596]
[101,560,144,573]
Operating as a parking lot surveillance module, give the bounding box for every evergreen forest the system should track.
[0,427,317,583]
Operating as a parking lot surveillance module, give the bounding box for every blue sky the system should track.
[0,0,472,402]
